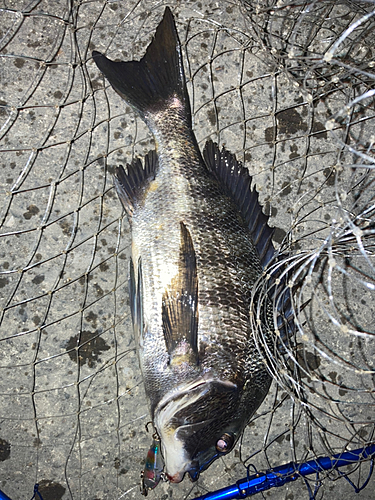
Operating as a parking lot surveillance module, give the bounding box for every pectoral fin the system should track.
[162,222,198,364]
[129,257,144,343]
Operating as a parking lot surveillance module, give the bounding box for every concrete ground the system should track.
[0,1,374,499]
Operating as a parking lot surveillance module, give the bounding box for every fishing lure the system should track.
[141,427,165,496]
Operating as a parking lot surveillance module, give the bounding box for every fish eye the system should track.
[215,433,234,453]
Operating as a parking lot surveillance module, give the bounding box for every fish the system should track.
[92,6,289,486]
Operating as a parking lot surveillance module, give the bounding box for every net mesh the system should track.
[0,1,374,499]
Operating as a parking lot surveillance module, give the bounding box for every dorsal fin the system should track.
[203,140,275,268]
[203,140,301,342]
[162,222,198,365]
[114,149,158,220]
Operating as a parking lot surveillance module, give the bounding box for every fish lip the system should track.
[166,471,185,483]
[166,462,201,483]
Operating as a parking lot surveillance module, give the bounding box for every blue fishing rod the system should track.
[191,444,375,500]
[0,445,373,500]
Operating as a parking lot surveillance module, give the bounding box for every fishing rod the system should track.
[191,443,375,500]
[0,444,373,500]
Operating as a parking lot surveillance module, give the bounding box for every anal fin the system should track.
[114,150,158,220]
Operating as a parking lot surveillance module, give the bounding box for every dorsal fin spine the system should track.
[202,140,276,270]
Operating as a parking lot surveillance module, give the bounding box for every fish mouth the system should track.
[166,459,201,483]
[165,446,221,483]
[165,449,219,483]
[165,471,185,483]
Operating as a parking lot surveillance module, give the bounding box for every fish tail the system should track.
[92,7,191,124]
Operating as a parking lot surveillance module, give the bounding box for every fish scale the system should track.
[93,5,283,490]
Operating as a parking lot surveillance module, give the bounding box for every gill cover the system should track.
[154,377,240,482]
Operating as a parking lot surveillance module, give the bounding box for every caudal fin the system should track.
[92,7,191,123]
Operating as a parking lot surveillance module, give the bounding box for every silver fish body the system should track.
[93,7,282,484]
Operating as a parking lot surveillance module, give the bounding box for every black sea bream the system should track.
[93,6,286,488]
